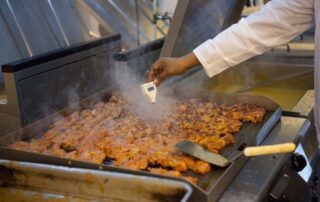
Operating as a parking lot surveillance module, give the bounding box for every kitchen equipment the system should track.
[0,88,282,202]
[0,160,192,202]
[141,81,157,103]
[176,140,296,167]
[0,34,121,137]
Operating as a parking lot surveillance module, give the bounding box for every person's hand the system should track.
[148,52,201,85]
[148,57,186,85]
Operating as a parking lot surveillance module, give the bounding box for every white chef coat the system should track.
[193,0,320,140]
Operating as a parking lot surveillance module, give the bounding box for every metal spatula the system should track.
[176,140,230,167]
[176,140,296,167]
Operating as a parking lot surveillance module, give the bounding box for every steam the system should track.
[114,62,177,121]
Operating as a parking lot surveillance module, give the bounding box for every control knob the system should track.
[291,153,307,172]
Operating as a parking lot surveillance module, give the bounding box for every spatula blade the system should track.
[176,140,230,167]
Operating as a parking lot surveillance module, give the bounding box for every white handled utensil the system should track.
[141,82,157,103]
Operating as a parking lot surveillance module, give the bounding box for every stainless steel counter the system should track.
[220,116,311,201]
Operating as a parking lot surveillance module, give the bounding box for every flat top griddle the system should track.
[0,88,281,201]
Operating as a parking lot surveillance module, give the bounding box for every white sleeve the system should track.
[193,0,315,77]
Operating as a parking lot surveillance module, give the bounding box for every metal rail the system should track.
[47,0,70,46]
[5,0,33,56]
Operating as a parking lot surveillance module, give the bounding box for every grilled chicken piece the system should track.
[188,133,233,153]
[176,155,211,174]
[222,103,266,123]
[148,150,188,172]
[114,153,149,170]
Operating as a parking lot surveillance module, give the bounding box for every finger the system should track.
[148,62,160,82]
[148,66,156,82]
[148,60,165,82]
[156,70,168,84]
[153,79,159,85]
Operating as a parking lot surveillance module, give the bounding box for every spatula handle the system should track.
[244,143,296,157]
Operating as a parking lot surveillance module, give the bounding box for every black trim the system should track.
[113,38,164,61]
[2,34,121,73]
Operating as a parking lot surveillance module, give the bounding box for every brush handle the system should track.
[244,143,296,157]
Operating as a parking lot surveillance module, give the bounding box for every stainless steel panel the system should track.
[0,9,27,65]
[0,113,20,137]
[83,0,140,49]
[0,35,121,136]
[0,73,20,116]
[292,90,318,168]
[4,0,62,56]
[220,117,311,201]
[39,0,92,45]
[0,1,31,83]
[161,0,246,57]
[0,160,193,202]
[0,0,113,85]
[14,42,119,81]
[83,0,167,49]
[18,51,117,126]
[114,38,164,83]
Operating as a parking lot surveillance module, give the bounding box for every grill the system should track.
[0,86,281,201]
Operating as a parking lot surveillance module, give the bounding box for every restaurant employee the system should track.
[148,0,320,140]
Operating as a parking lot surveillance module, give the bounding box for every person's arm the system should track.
[148,0,314,84]
[148,52,200,84]
[194,0,315,77]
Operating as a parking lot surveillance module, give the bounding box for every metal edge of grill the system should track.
[0,159,193,202]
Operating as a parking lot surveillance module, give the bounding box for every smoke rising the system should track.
[114,61,177,121]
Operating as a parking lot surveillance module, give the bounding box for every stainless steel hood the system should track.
[161,0,246,57]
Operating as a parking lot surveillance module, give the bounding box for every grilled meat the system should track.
[10,94,266,184]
